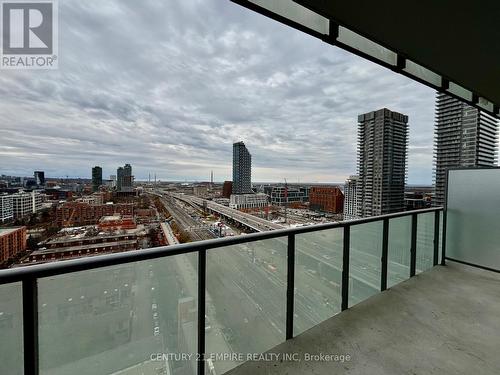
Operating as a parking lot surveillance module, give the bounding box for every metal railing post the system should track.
[381,218,389,291]
[197,250,206,375]
[286,234,295,340]
[23,277,39,375]
[441,209,447,266]
[433,210,440,266]
[410,213,417,277]
[341,225,350,311]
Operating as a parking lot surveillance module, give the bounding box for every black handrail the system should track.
[0,207,442,284]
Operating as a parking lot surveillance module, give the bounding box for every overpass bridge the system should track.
[164,193,389,292]
[172,193,284,232]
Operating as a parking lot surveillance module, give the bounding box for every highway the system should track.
[151,192,343,371]
[162,191,417,297]
[168,192,406,291]
[31,262,172,375]
[150,191,426,373]
[13,191,429,375]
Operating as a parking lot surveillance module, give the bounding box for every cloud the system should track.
[0,0,439,184]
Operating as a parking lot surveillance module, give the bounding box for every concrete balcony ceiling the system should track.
[232,0,500,118]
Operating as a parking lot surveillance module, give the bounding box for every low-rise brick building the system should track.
[56,202,134,227]
[98,215,137,231]
[0,227,27,265]
[26,225,148,264]
[309,186,344,213]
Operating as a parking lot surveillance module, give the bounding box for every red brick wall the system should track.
[222,181,233,198]
[56,202,134,227]
[0,227,27,264]
[309,186,344,213]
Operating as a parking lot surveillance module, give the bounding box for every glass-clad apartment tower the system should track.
[232,141,252,194]
[434,93,499,206]
[357,108,408,217]
[91,166,102,192]
[344,175,359,220]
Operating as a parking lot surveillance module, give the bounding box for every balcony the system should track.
[227,261,500,375]
[0,206,443,375]
[1,168,499,375]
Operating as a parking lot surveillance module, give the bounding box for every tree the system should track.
[27,236,38,250]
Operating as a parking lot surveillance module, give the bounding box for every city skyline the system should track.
[0,0,449,185]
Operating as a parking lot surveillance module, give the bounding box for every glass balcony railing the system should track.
[0,207,443,375]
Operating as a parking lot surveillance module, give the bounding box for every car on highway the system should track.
[205,314,212,332]
[152,303,158,311]
[267,264,277,272]
[221,327,235,343]
[154,327,160,336]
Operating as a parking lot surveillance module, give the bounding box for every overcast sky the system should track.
[0,0,438,184]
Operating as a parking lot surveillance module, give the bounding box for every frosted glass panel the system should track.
[349,222,383,307]
[447,82,473,101]
[477,97,494,112]
[294,228,342,335]
[387,217,411,288]
[0,282,23,375]
[38,255,197,375]
[416,213,435,273]
[404,60,441,87]
[338,26,397,65]
[249,0,329,34]
[446,169,500,270]
[206,238,286,374]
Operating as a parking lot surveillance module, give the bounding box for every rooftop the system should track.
[31,240,138,255]
[42,225,146,245]
[100,215,124,222]
[0,227,24,236]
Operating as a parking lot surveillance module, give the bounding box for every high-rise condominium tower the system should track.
[357,108,408,217]
[232,141,252,194]
[91,166,102,192]
[116,167,124,192]
[122,164,133,192]
[434,92,498,206]
[116,164,133,192]
[34,171,45,186]
[344,175,359,220]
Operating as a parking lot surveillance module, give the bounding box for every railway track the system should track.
[159,197,216,241]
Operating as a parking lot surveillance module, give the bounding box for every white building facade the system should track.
[12,191,43,218]
[0,194,14,223]
[229,193,268,210]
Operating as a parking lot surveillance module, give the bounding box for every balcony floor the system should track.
[227,261,500,375]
